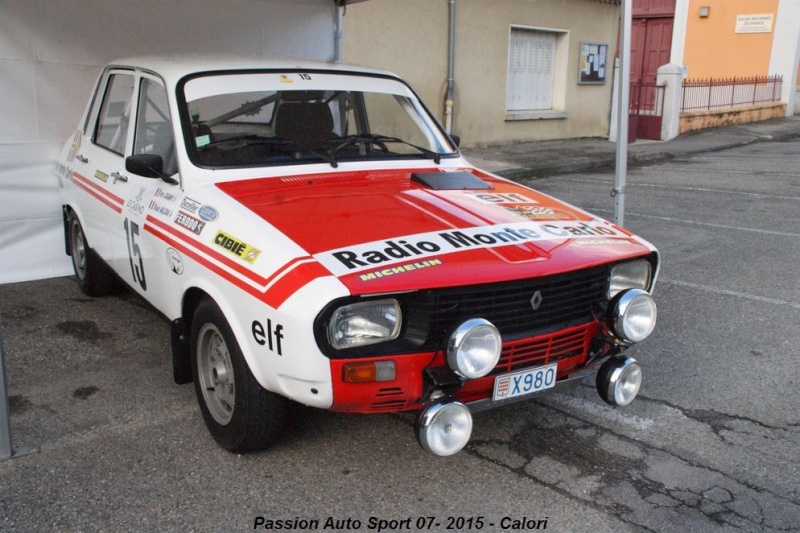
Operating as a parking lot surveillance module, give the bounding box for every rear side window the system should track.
[93,73,135,155]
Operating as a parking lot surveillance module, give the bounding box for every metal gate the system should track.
[629,82,664,141]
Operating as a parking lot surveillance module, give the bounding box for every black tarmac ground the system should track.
[2,116,799,531]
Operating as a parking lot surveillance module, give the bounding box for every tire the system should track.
[190,297,285,453]
[68,212,116,296]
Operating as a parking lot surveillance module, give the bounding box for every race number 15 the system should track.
[124,218,147,290]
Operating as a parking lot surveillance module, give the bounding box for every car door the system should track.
[71,69,137,269]
[114,73,181,313]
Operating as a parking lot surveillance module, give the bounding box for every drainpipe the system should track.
[334,1,345,63]
[444,0,456,133]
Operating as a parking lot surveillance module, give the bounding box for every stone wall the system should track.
[679,103,788,133]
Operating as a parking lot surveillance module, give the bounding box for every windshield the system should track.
[179,71,457,168]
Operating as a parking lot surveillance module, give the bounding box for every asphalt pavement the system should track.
[2,116,800,532]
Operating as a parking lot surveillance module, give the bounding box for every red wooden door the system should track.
[628,0,675,140]
[641,17,673,85]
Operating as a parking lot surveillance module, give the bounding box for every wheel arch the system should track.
[171,286,210,384]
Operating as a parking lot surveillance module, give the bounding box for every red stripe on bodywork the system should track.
[262,260,331,308]
[72,172,124,213]
[146,215,271,287]
[144,215,331,309]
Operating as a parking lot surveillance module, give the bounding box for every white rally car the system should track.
[57,56,659,456]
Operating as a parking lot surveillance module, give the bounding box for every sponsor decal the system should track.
[166,248,184,274]
[506,205,569,220]
[358,258,443,282]
[155,188,178,203]
[198,205,219,222]
[180,196,201,213]
[94,170,109,183]
[56,162,73,183]
[466,192,538,205]
[316,220,626,276]
[148,200,174,217]
[66,130,81,163]
[279,74,294,84]
[573,238,632,246]
[174,210,205,235]
[252,319,284,356]
[126,186,147,215]
[213,230,261,264]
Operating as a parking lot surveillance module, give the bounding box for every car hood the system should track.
[216,168,654,294]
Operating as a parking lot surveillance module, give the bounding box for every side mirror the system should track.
[449,134,461,148]
[126,154,178,185]
[126,154,163,178]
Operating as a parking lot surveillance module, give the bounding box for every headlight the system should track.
[328,299,401,349]
[611,289,657,343]
[608,259,652,298]
[447,318,502,379]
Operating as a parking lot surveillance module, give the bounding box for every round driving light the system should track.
[447,318,502,379]
[596,356,642,407]
[612,289,657,343]
[415,398,473,456]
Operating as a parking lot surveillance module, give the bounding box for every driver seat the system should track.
[274,102,335,150]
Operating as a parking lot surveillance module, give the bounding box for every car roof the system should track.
[107,54,397,86]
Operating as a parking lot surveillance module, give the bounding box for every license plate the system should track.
[493,363,558,401]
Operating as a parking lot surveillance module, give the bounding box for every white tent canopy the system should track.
[0,0,352,284]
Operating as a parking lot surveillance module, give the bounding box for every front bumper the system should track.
[328,319,619,413]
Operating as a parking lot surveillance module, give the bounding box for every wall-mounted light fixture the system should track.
[699,6,710,17]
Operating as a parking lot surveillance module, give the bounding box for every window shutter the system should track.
[507,29,556,111]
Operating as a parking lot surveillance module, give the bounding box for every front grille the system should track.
[406,265,608,349]
[492,323,593,376]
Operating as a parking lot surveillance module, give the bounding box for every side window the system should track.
[94,73,135,155]
[134,78,178,175]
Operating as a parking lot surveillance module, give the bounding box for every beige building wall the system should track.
[343,0,620,147]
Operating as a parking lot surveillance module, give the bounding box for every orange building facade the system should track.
[683,0,778,80]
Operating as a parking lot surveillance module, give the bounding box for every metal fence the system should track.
[681,75,783,113]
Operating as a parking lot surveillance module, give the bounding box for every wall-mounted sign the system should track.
[578,42,608,85]
[735,14,774,34]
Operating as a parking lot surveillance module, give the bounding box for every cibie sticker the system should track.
[213,231,261,264]
[315,220,629,276]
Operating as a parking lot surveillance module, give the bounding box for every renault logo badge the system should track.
[530,290,543,311]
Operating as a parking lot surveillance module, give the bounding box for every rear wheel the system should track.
[190,297,285,453]
[68,212,115,296]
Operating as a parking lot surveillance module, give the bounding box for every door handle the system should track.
[75,154,89,163]
[111,172,128,183]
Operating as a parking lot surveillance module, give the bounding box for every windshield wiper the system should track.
[197,135,295,150]
[327,134,444,164]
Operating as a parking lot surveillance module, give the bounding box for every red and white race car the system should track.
[57,56,658,456]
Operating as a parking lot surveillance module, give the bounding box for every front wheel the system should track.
[190,297,285,453]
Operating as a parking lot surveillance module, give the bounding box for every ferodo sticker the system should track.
[315,220,630,276]
[213,230,261,264]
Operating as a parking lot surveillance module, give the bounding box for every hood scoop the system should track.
[411,171,492,190]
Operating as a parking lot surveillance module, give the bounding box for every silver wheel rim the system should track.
[197,323,235,425]
[70,220,87,280]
